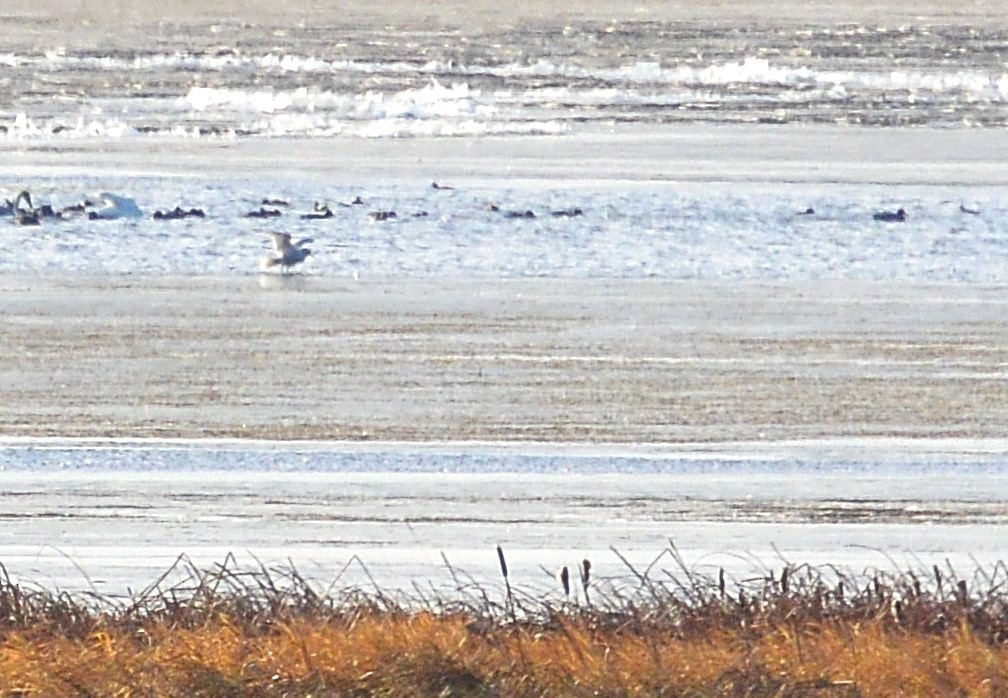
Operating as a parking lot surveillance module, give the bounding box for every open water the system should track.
[0,17,1005,279]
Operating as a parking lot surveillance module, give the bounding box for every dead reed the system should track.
[2,547,1008,696]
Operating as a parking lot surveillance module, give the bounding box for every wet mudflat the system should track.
[2,275,1007,442]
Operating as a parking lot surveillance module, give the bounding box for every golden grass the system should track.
[3,553,1008,696]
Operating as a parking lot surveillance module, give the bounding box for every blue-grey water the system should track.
[2,21,1007,138]
[0,17,1005,279]
[0,17,1006,278]
[2,441,1008,478]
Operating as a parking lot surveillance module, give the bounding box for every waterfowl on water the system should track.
[153,206,205,220]
[246,207,282,218]
[301,202,333,220]
[86,192,143,220]
[12,190,40,226]
[551,207,584,218]
[262,232,313,271]
[61,199,94,215]
[506,209,535,219]
[36,204,60,219]
[873,208,907,223]
[486,203,536,219]
[960,204,980,216]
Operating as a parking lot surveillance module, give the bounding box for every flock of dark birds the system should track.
[3,182,983,271]
[0,181,593,271]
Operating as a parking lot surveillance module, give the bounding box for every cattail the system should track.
[837,581,844,602]
[934,565,942,591]
[559,566,570,597]
[580,559,591,606]
[496,545,508,580]
[780,566,789,595]
[718,568,726,599]
[957,579,968,605]
[496,545,513,614]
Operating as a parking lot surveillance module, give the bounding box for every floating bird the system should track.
[246,207,282,218]
[335,196,365,208]
[797,207,815,216]
[301,202,333,220]
[873,208,907,222]
[551,207,584,218]
[369,210,397,221]
[261,198,290,207]
[153,206,205,220]
[432,181,454,190]
[960,204,980,215]
[60,199,95,215]
[487,203,535,219]
[86,192,143,220]
[506,209,535,219]
[11,190,40,226]
[262,232,313,271]
[36,204,61,219]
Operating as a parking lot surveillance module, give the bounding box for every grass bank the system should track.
[2,548,1007,696]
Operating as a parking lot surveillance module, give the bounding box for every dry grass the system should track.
[3,549,1008,696]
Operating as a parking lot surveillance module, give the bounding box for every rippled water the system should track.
[1,20,1006,139]
[0,173,999,280]
[0,17,1004,279]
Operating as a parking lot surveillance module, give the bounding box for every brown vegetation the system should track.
[2,549,1008,696]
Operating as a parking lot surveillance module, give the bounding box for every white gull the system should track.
[261,232,314,271]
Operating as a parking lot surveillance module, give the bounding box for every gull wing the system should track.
[270,232,292,252]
